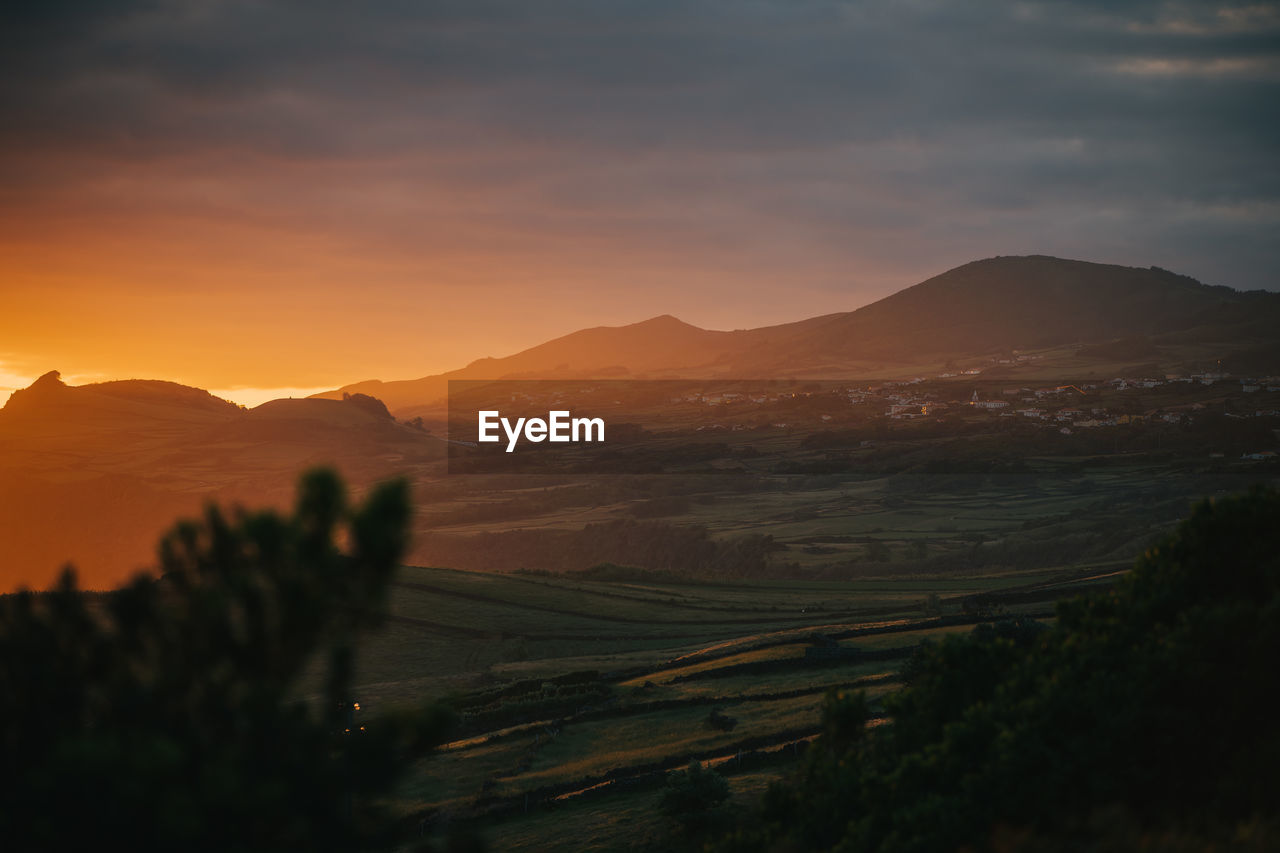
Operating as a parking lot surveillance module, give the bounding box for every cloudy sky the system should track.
[2,0,1277,402]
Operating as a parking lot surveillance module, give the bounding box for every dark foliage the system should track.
[661,759,731,829]
[706,708,738,732]
[0,469,454,851]
[720,486,1280,851]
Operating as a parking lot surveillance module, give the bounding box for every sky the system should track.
[2,0,1277,405]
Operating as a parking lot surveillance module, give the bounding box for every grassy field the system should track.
[305,393,1277,850]
[299,550,1129,852]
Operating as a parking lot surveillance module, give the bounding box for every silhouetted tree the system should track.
[0,469,453,851]
[661,759,730,831]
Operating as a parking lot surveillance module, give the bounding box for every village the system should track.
[674,370,1280,461]
[452,367,1280,465]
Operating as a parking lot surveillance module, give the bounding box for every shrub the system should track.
[661,760,731,828]
[0,469,453,851]
[720,487,1280,852]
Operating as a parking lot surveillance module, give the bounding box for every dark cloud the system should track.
[1,0,1277,299]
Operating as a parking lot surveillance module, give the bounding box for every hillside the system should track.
[4,254,1277,588]
[319,256,1280,415]
[0,374,443,588]
[323,315,745,414]
[2,371,242,433]
[797,255,1279,361]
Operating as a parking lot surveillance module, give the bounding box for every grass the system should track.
[504,692,826,793]
[373,561,1079,849]
[342,453,1255,850]
[473,787,673,852]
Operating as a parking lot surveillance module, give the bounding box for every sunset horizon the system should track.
[2,2,1277,850]
[5,2,1276,400]
[3,249,1269,408]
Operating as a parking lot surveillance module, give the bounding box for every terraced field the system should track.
[311,560,1121,851]
[319,458,1270,850]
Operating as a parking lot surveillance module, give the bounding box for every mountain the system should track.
[1,371,242,449]
[787,255,1279,362]
[6,254,1278,588]
[318,256,1280,415]
[320,315,741,414]
[0,373,442,589]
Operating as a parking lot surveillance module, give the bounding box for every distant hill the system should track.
[321,315,747,414]
[792,256,1278,361]
[0,373,440,589]
[3,370,241,422]
[5,254,1278,588]
[318,256,1280,415]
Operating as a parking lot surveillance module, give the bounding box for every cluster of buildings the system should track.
[874,374,1280,437]
[640,371,1280,451]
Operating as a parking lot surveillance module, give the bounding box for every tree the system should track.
[0,469,453,851]
[661,760,731,830]
[719,487,1280,852]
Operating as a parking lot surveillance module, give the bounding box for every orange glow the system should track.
[0,149,894,394]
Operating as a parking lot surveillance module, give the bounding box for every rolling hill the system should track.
[4,254,1277,588]
[317,256,1280,415]
[0,372,443,589]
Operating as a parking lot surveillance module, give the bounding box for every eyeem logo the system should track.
[478,410,605,452]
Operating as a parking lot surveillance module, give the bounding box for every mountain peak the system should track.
[596,314,703,334]
[32,370,64,387]
[318,255,1280,414]
[820,254,1273,359]
[3,370,67,413]
[635,313,690,327]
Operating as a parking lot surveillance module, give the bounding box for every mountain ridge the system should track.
[0,374,439,589]
[4,253,1279,588]
[315,255,1280,415]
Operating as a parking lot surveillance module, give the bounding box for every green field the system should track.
[302,553,1119,851]
[297,391,1279,851]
